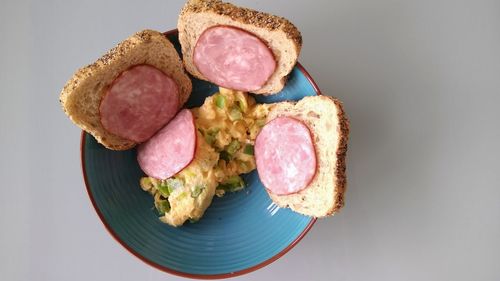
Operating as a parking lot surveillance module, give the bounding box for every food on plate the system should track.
[139,88,270,226]
[178,0,302,94]
[139,91,349,225]
[255,96,349,217]
[193,26,276,92]
[138,109,197,180]
[60,30,192,150]
[255,117,317,195]
[194,88,270,197]
[139,124,219,226]
[59,0,350,225]
[100,65,180,143]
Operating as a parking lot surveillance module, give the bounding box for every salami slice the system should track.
[193,25,276,92]
[100,64,179,143]
[255,117,317,195]
[137,109,196,180]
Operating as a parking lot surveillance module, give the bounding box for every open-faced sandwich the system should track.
[255,96,349,217]
[60,0,349,227]
[60,29,192,150]
[178,0,302,94]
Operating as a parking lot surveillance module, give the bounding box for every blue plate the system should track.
[81,30,320,279]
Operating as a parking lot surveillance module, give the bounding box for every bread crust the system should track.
[180,0,302,47]
[330,98,349,215]
[60,30,192,150]
[178,0,302,94]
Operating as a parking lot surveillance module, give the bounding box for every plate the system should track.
[81,29,320,279]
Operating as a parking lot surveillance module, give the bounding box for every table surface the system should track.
[1,0,499,280]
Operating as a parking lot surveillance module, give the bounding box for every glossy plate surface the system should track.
[81,30,320,279]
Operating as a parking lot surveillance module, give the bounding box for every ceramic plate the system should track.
[81,30,320,279]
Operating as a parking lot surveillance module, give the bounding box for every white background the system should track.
[1,0,499,280]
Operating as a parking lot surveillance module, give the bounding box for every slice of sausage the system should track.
[255,117,317,195]
[193,25,276,92]
[100,64,179,143]
[137,109,196,180]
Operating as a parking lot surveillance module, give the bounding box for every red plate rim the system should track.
[80,28,321,279]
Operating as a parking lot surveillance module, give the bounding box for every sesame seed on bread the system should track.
[264,95,349,217]
[178,0,302,95]
[60,30,192,150]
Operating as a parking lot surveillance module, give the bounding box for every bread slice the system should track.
[60,30,192,150]
[178,0,302,95]
[264,96,349,217]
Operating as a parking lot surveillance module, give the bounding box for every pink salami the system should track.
[100,64,179,143]
[137,109,196,180]
[255,117,317,195]
[193,26,276,92]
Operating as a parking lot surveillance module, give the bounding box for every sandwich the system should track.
[60,29,192,150]
[178,0,302,94]
[255,96,349,217]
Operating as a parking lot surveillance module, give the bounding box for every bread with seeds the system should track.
[60,30,192,150]
[255,95,349,217]
[178,0,302,94]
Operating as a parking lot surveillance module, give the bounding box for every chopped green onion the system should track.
[220,140,241,161]
[204,128,219,145]
[219,151,231,162]
[216,175,245,192]
[235,92,248,112]
[157,182,170,197]
[154,199,170,215]
[226,140,241,155]
[188,218,199,223]
[229,107,243,121]
[160,178,183,195]
[205,134,216,146]
[243,144,254,155]
[215,95,226,109]
[191,185,205,198]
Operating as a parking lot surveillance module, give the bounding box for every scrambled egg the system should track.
[140,88,270,226]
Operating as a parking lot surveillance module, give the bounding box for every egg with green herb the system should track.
[140,88,270,226]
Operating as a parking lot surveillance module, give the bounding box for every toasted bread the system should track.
[60,30,192,150]
[178,0,302,95]
[264,96,349,217]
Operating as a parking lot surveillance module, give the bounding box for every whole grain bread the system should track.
[264,95,349,217]
[60,29,192,150]
[178,0,302,95]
